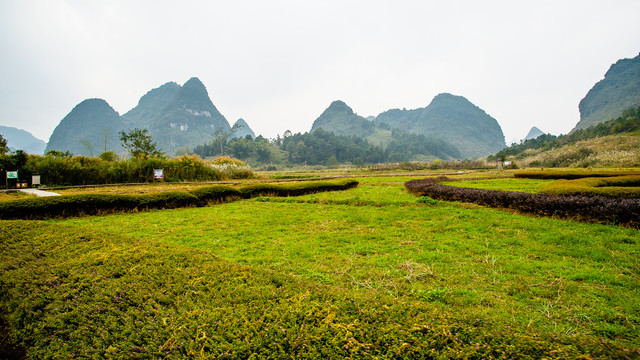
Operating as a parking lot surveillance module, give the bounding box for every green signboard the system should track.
[6,171,17,179]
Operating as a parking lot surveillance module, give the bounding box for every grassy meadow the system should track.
[1,171,639,358]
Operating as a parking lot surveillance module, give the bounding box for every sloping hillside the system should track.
[493,106,640,167]
[511,134,640,168]
[0,126,47,155]
[575,53,640,131]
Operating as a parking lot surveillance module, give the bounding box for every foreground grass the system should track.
[2,219,638,359]
[59,183,640,346]
[2,176,639,358]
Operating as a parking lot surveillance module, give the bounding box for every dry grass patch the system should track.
[53,182,240,196]
[0,192,33,202]
[516,135,640,168]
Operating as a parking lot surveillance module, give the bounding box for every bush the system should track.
[416,196,439,205]
[212,156,246,166]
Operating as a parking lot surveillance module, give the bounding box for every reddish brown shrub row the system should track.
[405,179,640,227]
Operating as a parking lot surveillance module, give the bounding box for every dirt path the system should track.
[19,188,61,197]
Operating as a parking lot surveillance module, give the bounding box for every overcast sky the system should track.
[1,0,639,145]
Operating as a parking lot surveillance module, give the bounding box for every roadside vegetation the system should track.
[0,152,254,188]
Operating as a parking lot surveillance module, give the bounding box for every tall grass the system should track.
[24,154,254,186]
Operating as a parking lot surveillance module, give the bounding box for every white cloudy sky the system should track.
[1,0,639,144]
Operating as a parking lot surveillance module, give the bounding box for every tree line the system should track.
[193,128,462,166]
[0,128,252,187]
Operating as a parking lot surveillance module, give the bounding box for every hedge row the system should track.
[540,175,640,199]
[405,179,640,227]
[0,179,359,220]
[514,169,640,180]
[239,179,358,197]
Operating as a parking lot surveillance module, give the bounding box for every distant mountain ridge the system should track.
[375,93,506,159]
[309,94,505,159]
[574,53,640,131]
[309,93,505,159]
[46,78,256,156]
[0,125,47,155]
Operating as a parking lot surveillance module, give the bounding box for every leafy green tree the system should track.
[99,151,118,162]
[211,123,242,156]
[0,134,8,155]
[255,142,272,163]
[326,155,339,168]
[228,137,253,159]
[45,150,73,158]
[119,128,163,159]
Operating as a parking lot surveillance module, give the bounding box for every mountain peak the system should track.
[46,98,123,156]
[430,93,471,106]
[232,118,256,139]
[311,100,374,137]
[433,92,456,99]
[142,77,229,153]
[327,100,352,112]
[183,77,206,90]
[235,118,249,126]
[72,98,117,113]
[524,126,545,140]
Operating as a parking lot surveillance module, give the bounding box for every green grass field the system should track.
[1,174,639,358]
